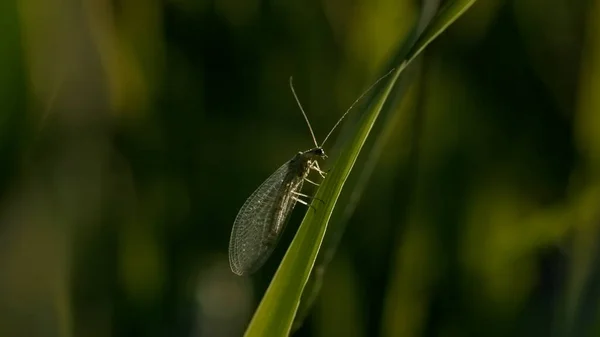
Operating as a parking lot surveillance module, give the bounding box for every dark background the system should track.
[1,0,599,336]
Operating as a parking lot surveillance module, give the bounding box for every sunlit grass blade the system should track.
[243,1,479,336]
[292,0,440,328]
[404,0,478,65]
[243,65,402,337]
[292,61,422,331]
[292,0,480,331]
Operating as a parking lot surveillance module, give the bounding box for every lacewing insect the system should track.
[228,69,395,276]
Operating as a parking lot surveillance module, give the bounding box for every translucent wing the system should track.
[229,159,305,275]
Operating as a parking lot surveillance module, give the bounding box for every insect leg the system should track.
[291,191,325,204]
[292,196,317,212]
[310,161,327,178]
[304,177,320,186]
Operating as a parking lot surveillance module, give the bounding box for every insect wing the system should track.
[229,160,304,275]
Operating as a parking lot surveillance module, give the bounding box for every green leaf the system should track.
[243,1,479,336]
[290,0,480,330]
[244,65,402,337]
[291,0,440,330]
[405,0,478,66]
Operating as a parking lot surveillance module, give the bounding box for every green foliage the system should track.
[243,1,479,336]
[3,1,600,337]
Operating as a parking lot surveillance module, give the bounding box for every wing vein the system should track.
[229,159,304,275]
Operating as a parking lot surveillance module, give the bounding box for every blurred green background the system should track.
[1,0,600,336]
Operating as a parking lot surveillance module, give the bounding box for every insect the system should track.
[228,69,395,276]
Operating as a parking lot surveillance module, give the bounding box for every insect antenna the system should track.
[319,68,396,147]
[289,76,319,148]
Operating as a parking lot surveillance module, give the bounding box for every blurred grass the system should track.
[1,0,600,337]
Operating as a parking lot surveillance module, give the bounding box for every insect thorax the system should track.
[289,148,325,178]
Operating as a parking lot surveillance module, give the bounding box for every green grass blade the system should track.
[405,0,478,65]
[293,0,480,331]
[243,66,402,337]
[291,0,440,328]
[243,2,479,336]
